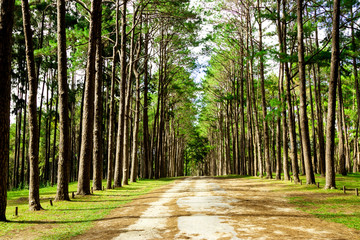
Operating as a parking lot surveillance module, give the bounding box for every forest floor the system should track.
[74,176,360,240]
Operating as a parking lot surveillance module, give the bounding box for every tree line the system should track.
[199,0,359,188]
[0,0,200,220]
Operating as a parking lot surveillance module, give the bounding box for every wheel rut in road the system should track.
[75,177,360,240]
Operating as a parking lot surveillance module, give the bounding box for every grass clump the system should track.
[0,178,176,239]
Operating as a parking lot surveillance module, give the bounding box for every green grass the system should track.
[262,173,360,230]
[0,178,176,239]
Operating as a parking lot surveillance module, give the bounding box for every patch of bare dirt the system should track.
[73,180,185,240]
[76,177,360,239]
[1,222,56,240]
[214,178,360,239]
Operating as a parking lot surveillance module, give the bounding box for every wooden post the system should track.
[72,192,75,198]
[112,185,115,189]
[91,187,93,194]
[343,186,346,194]
[290,178,292,183]
[317,182,320,188]
[15,207,18,216]
[355,188,358,196]
[50,200,53,206]
[300,180,302,185]
[102,186,104,191]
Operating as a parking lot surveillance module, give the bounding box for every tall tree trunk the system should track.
[257,0,271,179]
[130,29,142,182]
[285,65,300,183]
[20,81,28,188]
[276,0,290,181]
[77,81,85,176]
[22,0,42,210]
[143,26,150,179]
[55,0,70,201]
[106,0,119,189]
[354,128,359,173]
[38,77,46,153]
[51,96,58,186]
[282,0,300,182]
[70,72,76,182]
[239,49,245,175]
[93,15,103,191]
[77,0,102,195]
[45,83,53,183]
[249,59,262,177]
[297,0,315,184]
[122,10,137,185]
[314,9,325,177]
[246,62,255,175]
[13,103,21,188]
[0,0,15,221]
[276,110,282,180]
[325,0,340,189]
[102,76,108,180]
[114,0,127,187]
[296,97,305,176]
[337,74,346,176]
[351,7,359,173]
[232,76,239,175]
[130,70,141,183]
[225,102,231,174]
[308,67,317,174]
[158,97,166,178]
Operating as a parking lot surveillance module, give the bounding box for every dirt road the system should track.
[75,177,360,239]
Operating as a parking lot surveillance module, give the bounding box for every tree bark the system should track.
[51,96,58,186]
[281,0,300,182]
[257,0,271,179]
[13,102,21,188]
[325,0,340,189]
[351,7,359,173]
[297,0,315,184]
[0,0,15,221]
[314,9,325,177]
[143,25,150,179]
[106,0,119,189]
[20,81,28,188]
[93,12,103,191]
[55,0,70,201]
[77,0,102,195]
[130,70,140,182]
[22,0,42,210]
[114,0,127,187]
[308,66,317,174]
[337,74,346,176]
[122,10,137,185]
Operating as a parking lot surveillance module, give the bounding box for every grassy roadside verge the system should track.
[0,178,176,239]
[262,173,360,231]
[216,173,360,230]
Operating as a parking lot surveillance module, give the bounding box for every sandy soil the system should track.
[74,177,360,240]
